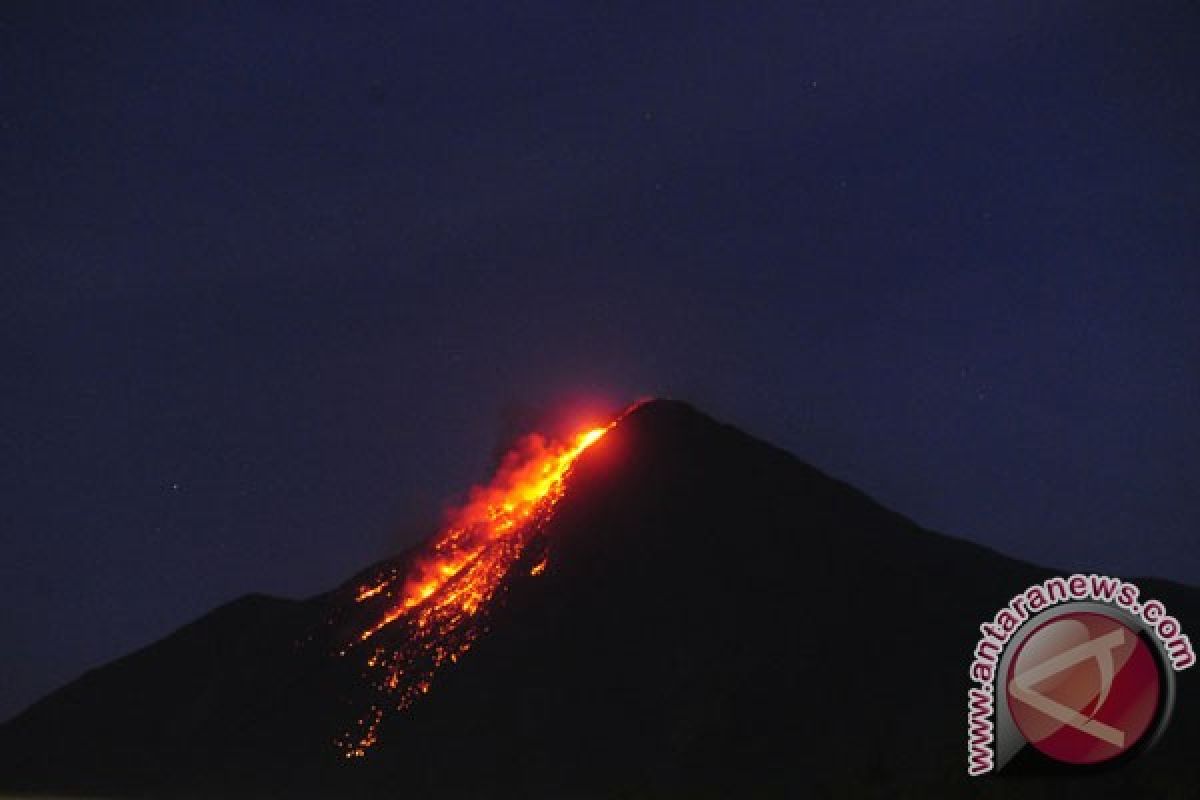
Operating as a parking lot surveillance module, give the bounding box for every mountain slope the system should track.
[2,400,1197,797]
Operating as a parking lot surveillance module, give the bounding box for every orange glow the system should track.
[354,424,608,644]
[336,418,614,758]
[354,582,387,602]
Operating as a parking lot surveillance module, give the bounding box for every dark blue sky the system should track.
[2,2,1197,720]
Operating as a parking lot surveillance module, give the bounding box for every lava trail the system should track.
[336,421,612,758]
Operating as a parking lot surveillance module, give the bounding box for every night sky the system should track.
[3,3,1197,720]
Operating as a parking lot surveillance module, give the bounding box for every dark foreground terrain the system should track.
[3,400,1197,797]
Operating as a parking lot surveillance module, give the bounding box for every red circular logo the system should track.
[1005,612,1162,765]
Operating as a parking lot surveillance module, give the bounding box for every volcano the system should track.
[2,400,1198,798]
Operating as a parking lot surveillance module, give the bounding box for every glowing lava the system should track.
[336,421,612,758]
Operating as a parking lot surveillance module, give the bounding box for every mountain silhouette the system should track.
[2,400,1197,798]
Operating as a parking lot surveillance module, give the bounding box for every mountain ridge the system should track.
[3,399,1197,798]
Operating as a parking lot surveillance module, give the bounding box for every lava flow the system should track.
[335,420,613,759]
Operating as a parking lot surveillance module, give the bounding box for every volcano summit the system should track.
[2,400,1198,798]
